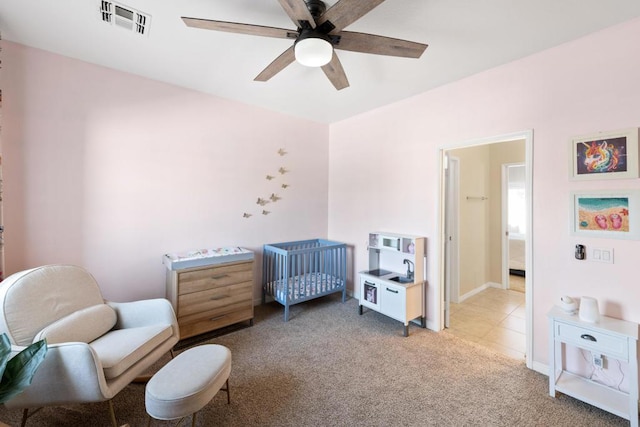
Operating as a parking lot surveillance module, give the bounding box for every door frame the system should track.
[438,130,533,369]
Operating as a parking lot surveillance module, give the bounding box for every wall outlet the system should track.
[593,353,605,369]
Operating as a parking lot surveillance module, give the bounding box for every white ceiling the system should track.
[2,0,640,123]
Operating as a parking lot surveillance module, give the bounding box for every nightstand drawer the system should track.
[556,322,628,360]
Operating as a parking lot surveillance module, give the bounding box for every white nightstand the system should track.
[548,306,639,426]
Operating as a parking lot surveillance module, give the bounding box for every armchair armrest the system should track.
[107,298,178,333]
[5,342,111,408]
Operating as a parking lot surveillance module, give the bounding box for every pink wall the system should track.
[1,41,330,302]
[3,17,640,371]
[329,18,640,368]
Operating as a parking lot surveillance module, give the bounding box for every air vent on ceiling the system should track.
[99,1,150,36]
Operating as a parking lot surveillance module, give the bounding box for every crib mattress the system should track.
[269,273,344,301]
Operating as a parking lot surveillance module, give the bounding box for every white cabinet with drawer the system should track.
[381,283,406,321]
[548,306,639,426]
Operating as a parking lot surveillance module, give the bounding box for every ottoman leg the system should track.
[222,379,231,404]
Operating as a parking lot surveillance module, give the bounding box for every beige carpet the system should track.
[0,295,627,426]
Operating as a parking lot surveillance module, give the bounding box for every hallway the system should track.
[445,284,526,360]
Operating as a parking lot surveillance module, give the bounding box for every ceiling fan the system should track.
[182,0,428,90]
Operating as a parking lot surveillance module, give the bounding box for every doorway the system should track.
[440,131,532,367]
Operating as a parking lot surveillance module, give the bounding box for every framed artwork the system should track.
[570,128,639,180]
[570,190,640,239]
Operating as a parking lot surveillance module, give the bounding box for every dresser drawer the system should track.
[555,321,628,360]
[178,261,253,295]
[179,304,253,339]
[177,281,252,317]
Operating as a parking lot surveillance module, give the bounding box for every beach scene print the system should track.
[576,136,628,176]
[577,196,629,232]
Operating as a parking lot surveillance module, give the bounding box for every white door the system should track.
[444,155,460,328]
[502,163,526,290]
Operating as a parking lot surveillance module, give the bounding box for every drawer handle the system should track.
[211,274,229,280]
[210,295,229,301]
[580,334,597,342]
[385,288,399,294]
[209,315,226,321]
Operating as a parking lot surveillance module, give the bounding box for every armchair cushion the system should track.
[0,265,105,346]
[90,324,174,379]
[33,304,117,344]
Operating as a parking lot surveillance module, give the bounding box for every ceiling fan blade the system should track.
[318,0,386,33]
[182,17,295,39]
[254,46,296,82]
[337,31,427,58]
[321,52,350,90]
[278,0,316,29]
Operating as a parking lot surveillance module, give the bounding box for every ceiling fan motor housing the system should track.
[296,28,331,45]
[304,0,326,18]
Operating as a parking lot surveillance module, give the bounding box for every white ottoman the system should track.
[145,344,232,426]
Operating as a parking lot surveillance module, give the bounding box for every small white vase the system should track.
[579,297,600,323]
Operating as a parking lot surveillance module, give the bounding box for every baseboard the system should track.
[532,361,548,376]
[458,284,487,302]
[254,296,269,306]
[487,281,504,289]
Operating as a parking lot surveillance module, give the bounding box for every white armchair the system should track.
[0,265,180,427]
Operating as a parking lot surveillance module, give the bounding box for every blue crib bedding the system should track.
[270,273,344,301]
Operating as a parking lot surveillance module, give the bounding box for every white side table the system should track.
[548,306,639,426]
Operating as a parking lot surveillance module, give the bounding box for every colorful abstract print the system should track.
[577,136,627,175]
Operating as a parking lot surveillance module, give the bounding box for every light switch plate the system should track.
[590,247,614,264]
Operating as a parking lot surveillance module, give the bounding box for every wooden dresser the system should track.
[164,248,254,339]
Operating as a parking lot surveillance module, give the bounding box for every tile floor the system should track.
[445,276,526,361]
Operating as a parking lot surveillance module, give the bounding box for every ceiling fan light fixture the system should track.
[294,31,333,67]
